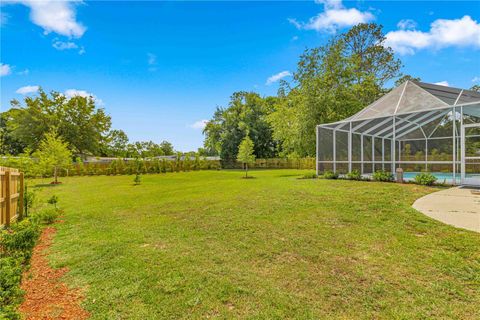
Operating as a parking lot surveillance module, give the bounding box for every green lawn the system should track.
[32,170,479,319]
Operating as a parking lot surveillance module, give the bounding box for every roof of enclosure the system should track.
[341,81,480,122]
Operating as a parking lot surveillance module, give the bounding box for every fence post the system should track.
[5,170,11,227]
[19,172,24,220]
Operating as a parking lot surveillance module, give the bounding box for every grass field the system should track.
[31,170,480,319]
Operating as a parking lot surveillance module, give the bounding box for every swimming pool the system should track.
[402,172,458,183]
[400,172,480,184]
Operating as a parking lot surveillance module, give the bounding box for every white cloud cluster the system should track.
[147,53,157,71]
[52,39,85,54]
[10,0,86,38]
[52,40,78,50]
[397,19,417,30]
[385,15,480,55]
[266,71,291,85]
[64,89,104,106]
[0,12,8,26]
[289,0,374,33]
[190,120,208,130]
[0,63,12,76]
[16,85,39,95]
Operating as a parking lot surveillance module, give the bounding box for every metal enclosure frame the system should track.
[316,81,480,185]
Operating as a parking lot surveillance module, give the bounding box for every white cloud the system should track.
[266,71,291,85]
[397,19,417,30]
[16,85,39,95]
[0,63,12,76]
[190,120,208,130]
[472,76,480,83]
[147,53,157,71]
[385,15,480,55]
[291,35,299,41]
[8,0,86,38]
[0,12,8,26]
[52,40,78,50]
[289,0,374,33]
[434,81,449,87]
[147,53,157,65]
[64,89,104,106]
[17,69,30,75]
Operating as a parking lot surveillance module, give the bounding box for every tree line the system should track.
[202,23,478,161]
[0,88,176,159]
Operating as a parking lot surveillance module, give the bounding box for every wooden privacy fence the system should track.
[1,166,24,227]
[221,158,316,170]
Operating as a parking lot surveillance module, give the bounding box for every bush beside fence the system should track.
[0,156,316,179]
[221,158,316,170]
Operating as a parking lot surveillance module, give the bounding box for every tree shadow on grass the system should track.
[32,183,60,189]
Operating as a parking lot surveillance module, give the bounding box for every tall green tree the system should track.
[237,135,256,178]
[34,130,72,184]
[395,75,421,87]
[103,129,129,157]
[203,92,277,161]
[5,89,111,155]
[159,141,175,155]
[268,23,402,157]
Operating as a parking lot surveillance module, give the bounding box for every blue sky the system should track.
[1,1,480,151]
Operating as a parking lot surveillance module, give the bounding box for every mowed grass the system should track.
[31,170,479,319]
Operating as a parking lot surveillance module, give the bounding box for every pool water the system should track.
[402,172,457,183]
[401,172,480,184]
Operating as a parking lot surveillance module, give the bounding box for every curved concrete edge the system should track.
[412,187,480,233]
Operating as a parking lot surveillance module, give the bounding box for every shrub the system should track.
[323,171,339,179]
[0,218,40,320]
[134,174,142,185]
[0,219,40,260]
[299,173,317,179]
[47,195,59,208]
[414,172,437,186]
[346,169,362,181]
[372,170,394,182]
[0,256,24,320]
[31,207,59,225]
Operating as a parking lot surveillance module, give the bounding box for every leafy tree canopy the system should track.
[34,129,72,183]
[5,88,111,156]
[203,91,277,161]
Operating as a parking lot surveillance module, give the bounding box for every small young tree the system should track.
[134,173,141,185]
[237,135,256,178]
[34,130,72,184]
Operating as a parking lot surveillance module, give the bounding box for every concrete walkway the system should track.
[412,187,480,233]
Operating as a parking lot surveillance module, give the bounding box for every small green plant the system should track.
[323,171,339,179]
[299,173,317,179]
[372,170,394,182]
[0,218,40,319]
[32,207,59,225]
[47,195,59,208]
[346,169,362,181]
[24,185,36,217]
[134,173,142,185]
[237,135,256,178]
[414,172,437,186]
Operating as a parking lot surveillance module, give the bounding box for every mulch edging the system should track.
[19,227,90,320]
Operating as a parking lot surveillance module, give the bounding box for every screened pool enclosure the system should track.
[316,81,480,185]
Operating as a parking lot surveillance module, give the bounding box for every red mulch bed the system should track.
[19,227,90,320]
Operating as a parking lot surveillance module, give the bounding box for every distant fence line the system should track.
[0,166,24,227]
[0,157,316,179]
[221,158,316,170]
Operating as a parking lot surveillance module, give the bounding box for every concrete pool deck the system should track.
[413,187,480,233]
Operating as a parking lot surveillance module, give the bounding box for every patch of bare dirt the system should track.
[19,227,89,320]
